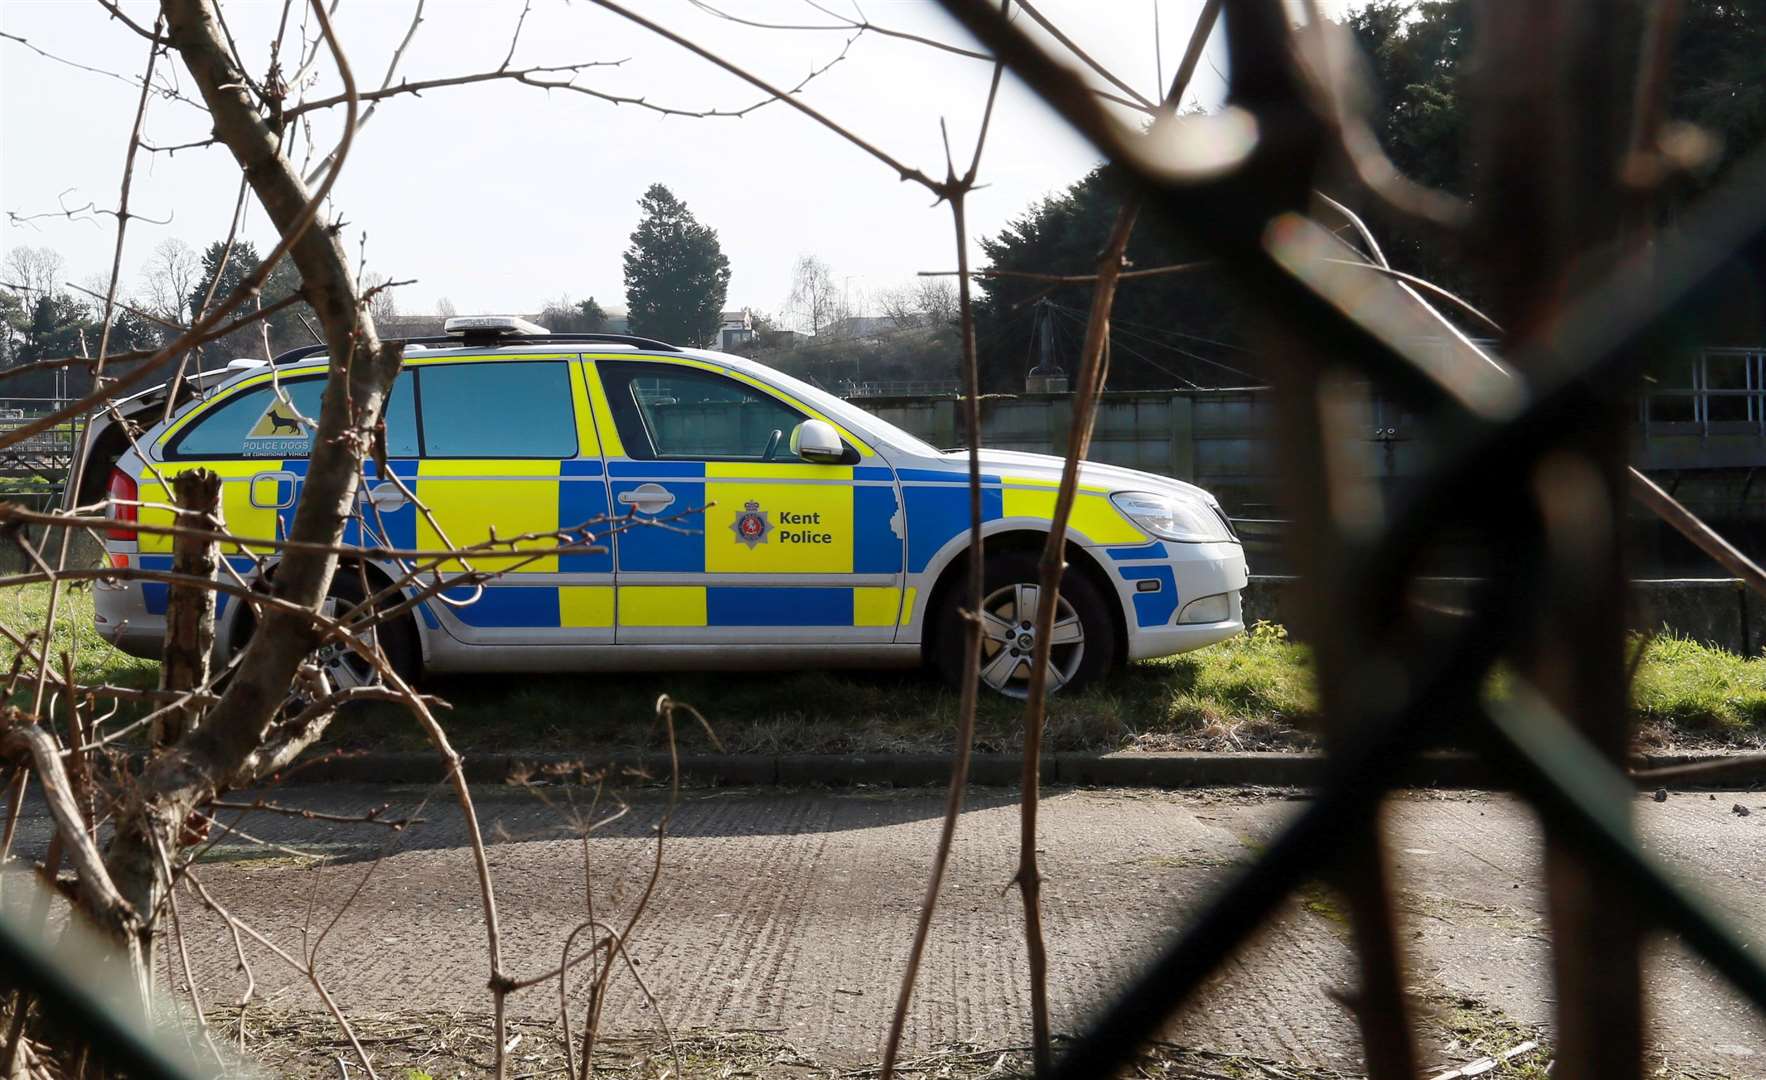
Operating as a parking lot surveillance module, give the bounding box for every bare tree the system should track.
[435,296,458,318]
[139,237,199,326]
[363,270,399,322]
[878,278,959,329]
[913,277,958,326]
[786,253,841,335]
[1,246,66,302]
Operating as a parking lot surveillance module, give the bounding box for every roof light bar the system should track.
[443,316,551,337]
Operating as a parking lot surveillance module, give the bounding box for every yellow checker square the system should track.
[618,586,706,627]
[137,465,277,555]
[559,585,614,628]
[135,479,173,554]
[415,463,560,573]
[220,479,280,554]
[852,586,902,627]
[705,482,854,574]
[1001,487,1146,545]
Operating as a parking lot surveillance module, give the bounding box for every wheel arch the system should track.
[918,526,1127,668]
[220,555,428,668]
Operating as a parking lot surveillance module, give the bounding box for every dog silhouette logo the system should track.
[243,399,311,452]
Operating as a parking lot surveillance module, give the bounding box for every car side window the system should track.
[382,371,419,457]
[599,361,809,461]
[416,361,576,458]
[169,372,419,460]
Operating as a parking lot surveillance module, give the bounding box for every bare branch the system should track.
[917,260,1211,284]
[692,0,991,60]
[1012,0,1155,112]
[0,725,138,946]
[206,798,422,829]
[94,0,168,44]
[0,29,199,108]
[590,0,943,193]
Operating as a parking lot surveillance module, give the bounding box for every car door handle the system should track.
[365,481,409,513]
[249,471,297,510]
[618,482,676,515]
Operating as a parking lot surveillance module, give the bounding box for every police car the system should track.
[92,317,1248,697]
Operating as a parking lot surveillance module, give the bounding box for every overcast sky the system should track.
[2,1,1348,322]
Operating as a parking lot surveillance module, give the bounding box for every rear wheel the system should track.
[231,567,419,693]
[934,551,1116,698]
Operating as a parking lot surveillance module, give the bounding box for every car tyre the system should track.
[935,550,1117,698]
[231,567,420,694]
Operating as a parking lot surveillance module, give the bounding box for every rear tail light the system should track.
[106,469,138,541]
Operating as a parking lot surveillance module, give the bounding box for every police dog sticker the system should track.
[242,396,313,457]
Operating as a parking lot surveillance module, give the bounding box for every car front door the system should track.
[591,357,903,646]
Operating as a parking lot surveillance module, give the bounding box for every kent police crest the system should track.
[731,500,772,548]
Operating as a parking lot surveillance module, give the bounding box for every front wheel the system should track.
[934,551,1117,698]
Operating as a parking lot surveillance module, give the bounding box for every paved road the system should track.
[9,784,1766,1074]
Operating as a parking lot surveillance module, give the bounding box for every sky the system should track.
[1,1,1348,324]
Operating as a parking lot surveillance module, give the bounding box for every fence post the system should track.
[1166,393,1195,481]
[155,469,222,748]
[933,397,958,449]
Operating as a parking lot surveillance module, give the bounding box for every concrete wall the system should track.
[857,387,1766,522]
[1242,575,1766,655]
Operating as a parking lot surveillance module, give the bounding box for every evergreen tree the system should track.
[187,240,309,357]
[622,184,730,345]
[577,296,608,332]
[973,167,1248,392]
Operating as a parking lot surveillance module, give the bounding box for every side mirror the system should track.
[790,419,846,464]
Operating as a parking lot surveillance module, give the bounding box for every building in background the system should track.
[711,310,754,350]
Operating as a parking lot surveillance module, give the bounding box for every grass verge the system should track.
[8,578,1766,757]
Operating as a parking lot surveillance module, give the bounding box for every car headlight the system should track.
[1110,490,1235,543]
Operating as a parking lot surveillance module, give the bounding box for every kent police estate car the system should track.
[92,317,1247,697]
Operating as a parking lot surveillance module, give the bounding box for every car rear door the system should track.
[590,356,903,646]
[404,354,612,646]
[147,371,349,621]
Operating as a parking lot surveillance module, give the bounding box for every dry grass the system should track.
[216,1009,1363,1079]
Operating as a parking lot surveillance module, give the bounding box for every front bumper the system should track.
[1127,589,1246,660]
[1114,540,1250,661]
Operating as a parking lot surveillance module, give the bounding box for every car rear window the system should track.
[168,373,417,460]
[415,361,576,458]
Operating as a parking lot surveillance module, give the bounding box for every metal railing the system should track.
[1639,347,1766,436]
[843,378,963,398]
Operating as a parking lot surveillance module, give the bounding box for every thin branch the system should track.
[917,260,1211,284]
[693,0,991,59]
[881,11,1008,1071]
[302,0,426,184]
[0,30,201,108]
[182,872,378,1078]
[64,281,186,332]
[94,0,168,44]
[95,14,168,373]
[499,0,532,71]
[1012,0,1155,112]
[205,798,423,830]
[1319,259,1503,333]
[589,0,943,193]
[0,726,138,943]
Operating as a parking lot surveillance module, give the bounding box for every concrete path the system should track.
[8,785,1766,1074]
